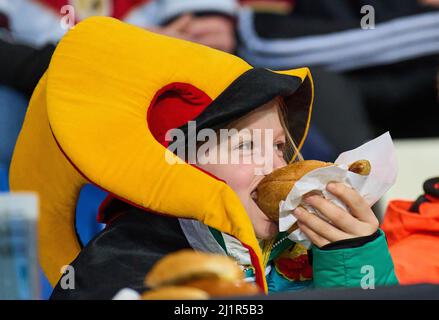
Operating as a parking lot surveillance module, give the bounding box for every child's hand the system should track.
[148,14,194,41]
[293,182,379,248]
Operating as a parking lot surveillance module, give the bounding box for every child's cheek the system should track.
[221,163,256,192]
[196,162,257,198]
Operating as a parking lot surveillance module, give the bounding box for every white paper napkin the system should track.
[279,132,398,248]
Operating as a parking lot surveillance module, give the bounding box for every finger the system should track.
[293,207,351,242]
[186,18,231,37]
[303,195,365,235]
[167,14,193,32]
[326,182,379,225]
[191,33,236,53]
[147,26,194,41]
[297,222,330,248]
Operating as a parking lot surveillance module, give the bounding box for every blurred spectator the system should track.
[305,67,374,155]
[381,177,439,285]
[237,0,439,138]
[419,0,439,7]
[238,0,438,71]
[380,70,439,285]
[0,39,54,97]
[0,86,27,168]
[0,0,237,52]
[149,13,236,53]
[0,38,55,183]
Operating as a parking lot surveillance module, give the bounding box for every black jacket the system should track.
[50,201,192,300]
[0,38,54,97]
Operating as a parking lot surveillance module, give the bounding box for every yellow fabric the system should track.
[9,74,87,285]
[10,17,314,293]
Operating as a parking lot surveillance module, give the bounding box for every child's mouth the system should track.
[251,187,279,228]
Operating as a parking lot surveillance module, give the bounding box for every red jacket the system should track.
[381,194,439,285]
[35,0,150,20]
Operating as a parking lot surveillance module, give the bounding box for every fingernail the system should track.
[327,182,337,191]
[303,195,314,204]
[293,208,302,217]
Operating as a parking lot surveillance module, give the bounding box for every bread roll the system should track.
[141,286,209,300]
[255,159,371,223]
[145,250,244,289]
[142,250,261,299]
[183,277,260,297]
[256,160,331,222]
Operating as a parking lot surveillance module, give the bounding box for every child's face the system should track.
[196,99,287,240]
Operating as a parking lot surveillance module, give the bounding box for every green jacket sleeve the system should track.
[311,229,399,288]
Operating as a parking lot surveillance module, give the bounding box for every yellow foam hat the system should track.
[10,17,313,293]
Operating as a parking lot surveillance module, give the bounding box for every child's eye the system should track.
[274,141,287,158]
[237,141,254,151]
[274,142,285,152]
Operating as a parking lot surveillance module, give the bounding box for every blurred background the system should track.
[0,0,438,299]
